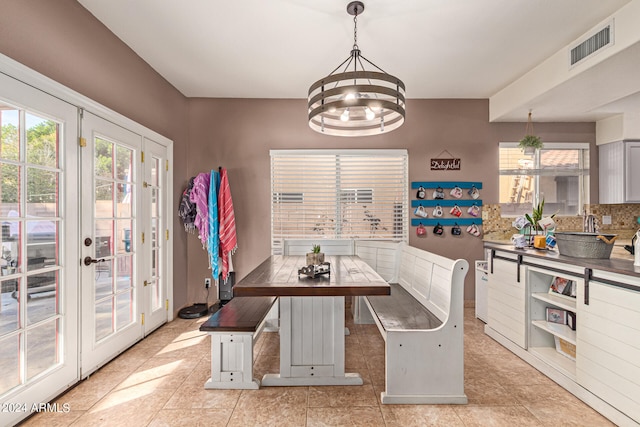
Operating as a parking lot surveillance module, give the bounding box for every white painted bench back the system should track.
[283,239,355,256]
[397,244,465,323]
[354,240,402,282]
[356,241,468,324]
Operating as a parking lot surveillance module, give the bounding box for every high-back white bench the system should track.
[283,239,355,256]
[358,242,469,404]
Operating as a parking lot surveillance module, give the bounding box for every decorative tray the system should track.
[298,262,331,279]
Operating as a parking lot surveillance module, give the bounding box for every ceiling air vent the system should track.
[570,20,614,67]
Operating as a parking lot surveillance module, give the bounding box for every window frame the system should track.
[270,149,408,249]
[498,142,590,217]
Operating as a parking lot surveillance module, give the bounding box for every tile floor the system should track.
[21,307,616,426]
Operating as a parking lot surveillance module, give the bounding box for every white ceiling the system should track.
[78,0,636,122]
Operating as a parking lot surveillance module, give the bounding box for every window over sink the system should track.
[499,143,590,217]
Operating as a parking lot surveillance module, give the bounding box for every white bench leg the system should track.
[204,332,260,389]
[381,330,467,404]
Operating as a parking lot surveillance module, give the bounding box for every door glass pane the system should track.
[0,163,20,216]
[95,220,114,258]
[0,107,20,161]
[0,278,20,334]
[116,257,132,293]
[151,157,159,187]
[26,168,58,216]
[152,187,158,217]
[0,334,20,394]
[26,220,58,270]
[116,220,131,255]
[115,145,132,181]
[26,319,59,380]
[95,259,113,301]
[151,279,160,310]
[25,114,58,168]
[116,182,132,217]
[26,271,58,325]
[95,180,114,217]
[2,220,21,273]
[94,138,113,178]
[95,298,113,341]
[116,290,132,330]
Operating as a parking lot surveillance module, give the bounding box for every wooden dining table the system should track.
[233,254,390,386]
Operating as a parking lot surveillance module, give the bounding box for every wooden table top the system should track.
[233,255,391,297]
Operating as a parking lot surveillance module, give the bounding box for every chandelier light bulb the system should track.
[365,107,375,120]
[345,92,356,101]
[341,109,350,122]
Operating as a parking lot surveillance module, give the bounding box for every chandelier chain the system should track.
[353,13,358,49]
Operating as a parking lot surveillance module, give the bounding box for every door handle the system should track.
[83,256,106,266]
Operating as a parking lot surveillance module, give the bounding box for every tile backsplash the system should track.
[483,204,640,241]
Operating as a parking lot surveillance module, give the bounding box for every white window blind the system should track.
[271,150,408,245]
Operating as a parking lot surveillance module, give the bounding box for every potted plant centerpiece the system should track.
[519,111,543,155]
[306,244,324,266]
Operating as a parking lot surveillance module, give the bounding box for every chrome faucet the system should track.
[583,213,598,233]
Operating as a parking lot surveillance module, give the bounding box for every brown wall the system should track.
[0,0,191,314]
[186,98,596,301]
[1,0,597,306]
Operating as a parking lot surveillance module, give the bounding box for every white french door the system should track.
[141,138,168,334]
[79,111,144,376]
[1,55,172,424]
[0,73,80,426]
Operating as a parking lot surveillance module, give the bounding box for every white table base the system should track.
[261,296,363,387]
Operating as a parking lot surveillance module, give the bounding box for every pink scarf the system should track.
[218,168,237,280]
[190,172,210,249]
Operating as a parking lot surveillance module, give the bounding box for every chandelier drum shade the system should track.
[308,1,406,137]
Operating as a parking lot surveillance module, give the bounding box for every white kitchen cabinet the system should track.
[487,252,527,348]
[577,269,640,424]
[599,140,640,203]
[483,245,640,426]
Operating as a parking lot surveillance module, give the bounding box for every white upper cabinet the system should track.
[599,140,640,204]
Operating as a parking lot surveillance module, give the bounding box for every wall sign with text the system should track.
[430,158,461,170]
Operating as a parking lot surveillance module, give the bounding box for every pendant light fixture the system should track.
[307,1,406,137]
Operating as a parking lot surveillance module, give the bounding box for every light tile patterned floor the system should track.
[21,307,615,426]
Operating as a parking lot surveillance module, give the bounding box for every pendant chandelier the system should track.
[307,1,406,137]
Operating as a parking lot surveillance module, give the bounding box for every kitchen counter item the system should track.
[555,232,617,259]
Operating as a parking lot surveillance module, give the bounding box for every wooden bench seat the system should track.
[199,296,277,389]
[366,283,442,331]
[356,242,469,404]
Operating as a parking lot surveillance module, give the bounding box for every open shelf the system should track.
[531,320,576,344]
[531,292,576,312]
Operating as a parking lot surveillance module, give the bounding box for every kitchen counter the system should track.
[483,242,640,278]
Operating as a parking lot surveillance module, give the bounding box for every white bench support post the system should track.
[205,332,260,390]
